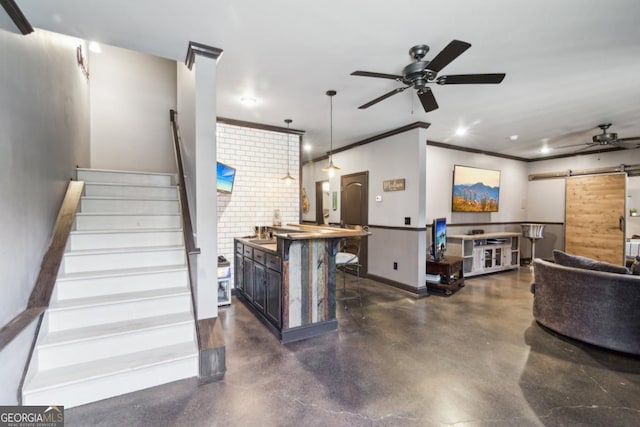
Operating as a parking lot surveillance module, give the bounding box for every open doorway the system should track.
[315,181,330,225]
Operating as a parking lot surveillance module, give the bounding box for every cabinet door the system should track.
[472,247,484,271]
[265,269,282,327]
[234,252,244,291]
[254,263,266,311]
[243,257,254,301]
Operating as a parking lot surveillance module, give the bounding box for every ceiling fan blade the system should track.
[554,142,592,149]
[618,136,640,143]
[573,143,600,153]
[351,70,403,80]
[427,40,471,73]
[437,73,506,85]
[358,86,409,109]
[417,89,439,112]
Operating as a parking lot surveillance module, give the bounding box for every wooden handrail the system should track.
[1,180,83,352]
[28,180,84,308]
[170,109,200,256]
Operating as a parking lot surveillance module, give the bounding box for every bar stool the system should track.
[521,223,545,269]
[335,234,364,319]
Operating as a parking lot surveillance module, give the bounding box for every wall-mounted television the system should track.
[217,161,236,194]
[432,217,447,261]
[452,165,500,212]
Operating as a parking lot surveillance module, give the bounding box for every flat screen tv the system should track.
[452,165,500,212]
[216,161,236,194]
[432,217,447,261]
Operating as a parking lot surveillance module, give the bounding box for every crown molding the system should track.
[0,0,34,35]
[217,117,305,136]
[185,41,223,70]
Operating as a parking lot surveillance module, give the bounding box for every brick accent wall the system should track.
[216,123,300,276]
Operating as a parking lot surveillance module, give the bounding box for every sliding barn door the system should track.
[565,173,626,264]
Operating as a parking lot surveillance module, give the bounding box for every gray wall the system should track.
[89,44,177,173]
[0,28,90,403]
[303,128,428,289]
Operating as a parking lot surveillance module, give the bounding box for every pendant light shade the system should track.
[322,90,340,176]
[281,119,295,184]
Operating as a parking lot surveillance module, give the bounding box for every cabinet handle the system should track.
[620,215,625,231]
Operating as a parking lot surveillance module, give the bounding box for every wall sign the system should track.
[383,178,405,192]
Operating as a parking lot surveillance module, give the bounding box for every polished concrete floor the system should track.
[66,268,640,426]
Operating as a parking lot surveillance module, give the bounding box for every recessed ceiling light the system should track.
[89,41,101,53]
[455,127,467,136]
[509,134,519,141]
[303,143,312,152]
[540,146,551,154]
[240,96,257,106]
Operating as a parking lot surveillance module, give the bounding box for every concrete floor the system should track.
[66,268,640,426]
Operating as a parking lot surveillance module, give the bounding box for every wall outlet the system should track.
[404,217,411,225]
[393,262,398,270]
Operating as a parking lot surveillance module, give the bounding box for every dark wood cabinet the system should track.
[234,238,283,330]
[234,251,244,292]
[243,257,254,302]
[265,268,282,327]
[254,262,266,311]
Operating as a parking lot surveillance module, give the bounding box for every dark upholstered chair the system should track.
[532,258,640,355]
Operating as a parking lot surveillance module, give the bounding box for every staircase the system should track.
[22,168,199,408]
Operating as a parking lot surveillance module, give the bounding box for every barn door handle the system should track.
[620,215,625,231]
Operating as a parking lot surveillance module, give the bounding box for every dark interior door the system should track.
[341,171,369,274]
[315,181,324,225]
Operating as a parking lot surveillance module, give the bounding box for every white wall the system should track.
[90,44,177,173]
[0,28,90,404]
[217,123,300,262]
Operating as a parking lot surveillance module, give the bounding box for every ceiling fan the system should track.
[558,124,640,152]
[351,40,506,113]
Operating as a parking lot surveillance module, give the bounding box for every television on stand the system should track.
[431,217,447,261]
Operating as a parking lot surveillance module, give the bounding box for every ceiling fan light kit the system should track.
[322,90,341,176]
[352,39,506,113]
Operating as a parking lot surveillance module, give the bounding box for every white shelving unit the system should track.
[447,232,520,277]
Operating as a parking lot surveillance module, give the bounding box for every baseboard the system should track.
[366,274,429,298]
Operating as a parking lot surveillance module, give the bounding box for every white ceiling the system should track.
[15,0,640,160]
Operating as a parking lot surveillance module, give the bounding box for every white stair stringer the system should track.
[22,168,199,409]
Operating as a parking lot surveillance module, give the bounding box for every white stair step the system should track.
[77,168,175,187]
[36,313,195,370]
[47,287,192,332]
[84,182,178,199]
[69,229,183,250]
[80,197,180,214]
[62,246,186,274]
[54,265,188,300]
[23,342,198,408]
[74,213,181,230]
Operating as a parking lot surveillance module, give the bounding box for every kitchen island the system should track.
[234,224,368,343]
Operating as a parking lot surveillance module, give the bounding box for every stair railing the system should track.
[0,179,84,403]
[169,110,200,257]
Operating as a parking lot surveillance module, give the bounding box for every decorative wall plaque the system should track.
[383,178,405,192]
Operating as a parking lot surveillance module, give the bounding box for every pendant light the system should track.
[281,119,295,184]
[321,90,340,177]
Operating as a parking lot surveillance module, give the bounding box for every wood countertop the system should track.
[274,224,369,240]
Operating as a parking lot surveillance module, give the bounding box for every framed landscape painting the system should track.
[452,165,501,212]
